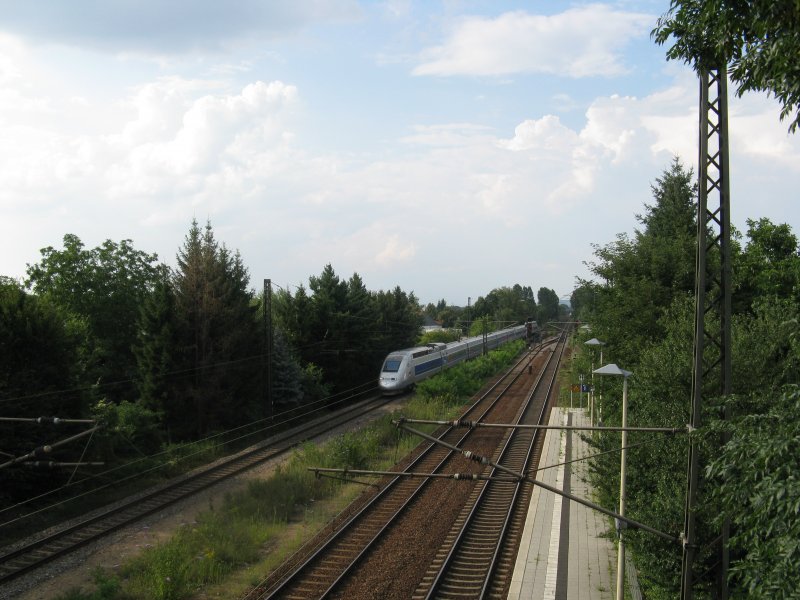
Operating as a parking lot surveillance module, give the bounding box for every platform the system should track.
[508,407,617,599]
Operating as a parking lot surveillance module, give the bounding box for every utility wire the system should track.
[0,377,379,523]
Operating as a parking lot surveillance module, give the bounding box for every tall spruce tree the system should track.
[171,220,260,438]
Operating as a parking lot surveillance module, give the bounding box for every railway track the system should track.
[415,331,566,599]
[248,336,563,599]
[0,389,391,587]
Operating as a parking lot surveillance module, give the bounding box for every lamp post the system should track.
[585,338,606,425]
[593,363,632,600]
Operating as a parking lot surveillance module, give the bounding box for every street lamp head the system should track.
[593,363,632,378]
[585,338,606,347]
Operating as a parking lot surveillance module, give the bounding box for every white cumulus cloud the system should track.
[413,6,652,78]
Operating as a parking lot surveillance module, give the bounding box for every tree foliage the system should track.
[735,218,800,310]
[167,220,261,438]
[579,157,800,596]
[0,281,86,503]
[706,386,800,598]
[471,284,537,327]
[275,265,421,393]
[653,0,800,132]
[26,234,161,399]
[536,287,559,324]
[133,269,176,416]
[570,283,596,322]
[582,158,697,365]
[424,299,466,330]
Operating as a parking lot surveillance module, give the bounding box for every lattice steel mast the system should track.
[681,67,732,600]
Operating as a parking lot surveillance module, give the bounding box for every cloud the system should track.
[0,0,362,54]
[499,115,580,153]
[0,74,300,225]
[728,94,800,167]
[2,45,798,305]
[413,5,652,78]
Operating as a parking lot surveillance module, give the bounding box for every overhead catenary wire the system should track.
[527,436,667,478]
[397,418,687,435]
[0,297,466,511]
[23,461,105,468]
[394,419,679,543]
[0,377,380,527]
[310,467,513,486]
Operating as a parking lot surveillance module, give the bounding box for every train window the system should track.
[382,357,403,372]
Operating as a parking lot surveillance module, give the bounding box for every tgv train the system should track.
[378,323,536,394]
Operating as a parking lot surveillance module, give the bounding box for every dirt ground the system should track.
[11,398,407,600]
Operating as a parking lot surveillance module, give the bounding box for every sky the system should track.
[1,1,798,306]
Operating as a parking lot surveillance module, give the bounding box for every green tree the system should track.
[133,268,176,418]
[570,283,597,322]
[270,329,305,414]
[536,287,559,324]
[471,285,536,326]
[26,234,161,400]
[578,158,800,596]
[706,386,800,597]
[654,0,800,132]
[171,220,260,438]
[603,296,695,596]
[274,267,420,396]
[423,299,465,329]
[582,158,697,365]
[372,286,421,362]
[0,281,86,503]
[735,218,800,310]
[305,264,349,390]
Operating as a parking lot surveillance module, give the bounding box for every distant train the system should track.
[378,321,539,394]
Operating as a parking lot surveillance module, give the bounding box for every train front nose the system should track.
[379,355,406,393]
[379,374,402,392]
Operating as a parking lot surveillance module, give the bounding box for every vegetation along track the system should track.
[0,390,391,586]
[248,334,564,600]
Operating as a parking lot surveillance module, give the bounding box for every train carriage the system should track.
[378,323,535,393]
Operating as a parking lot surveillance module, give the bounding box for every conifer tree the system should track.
[133,267,176,421]
[171,219,259,437]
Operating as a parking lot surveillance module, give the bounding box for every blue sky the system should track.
[1,1,798,306]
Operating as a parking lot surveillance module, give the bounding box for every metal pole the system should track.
[0,426,101,470]
[599,348,604,423]
[682,66,732,599]
[263,278,273,422]
[267,279,273,421]
[590,359,595,427]
[616,375,629,600]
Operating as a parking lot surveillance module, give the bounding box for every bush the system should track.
[416,340,524,402]
[418,329,462,344]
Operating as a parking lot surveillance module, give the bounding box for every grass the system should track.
[56,344,523,600]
